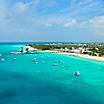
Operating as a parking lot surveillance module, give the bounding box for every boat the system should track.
[53,64,58,66]
[75,71,80,76]
[13,58,16,60]
[10,52,22,54]
[35,62,38,64]
[1,58,5,62]
[32,58,36,62]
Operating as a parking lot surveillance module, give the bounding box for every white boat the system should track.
[35,62,38,64]
[10,52,22,54]
[13,58,16,60]
[1,58,5,62]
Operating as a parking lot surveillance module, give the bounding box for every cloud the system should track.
[45,0,56,7]
[89,16,104,28]
[64,19,77,28]
[0,0,10,25]
[58,0,104,22]
[4,0,104,26]
[14,2,28,12]
[45,23,52,27]
[1,0,104,41]
[87,16,104,35]
[13,0,39,12]
[30,16,78,28]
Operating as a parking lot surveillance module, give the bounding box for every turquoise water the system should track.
[0,44,104,104]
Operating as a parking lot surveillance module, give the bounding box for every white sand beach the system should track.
[43,50,104,62]
[25,46,38,51]
[58,52,104,62]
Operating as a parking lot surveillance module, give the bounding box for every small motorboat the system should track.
[75,71,80,76]
[29,52,34,54]
[32,58,37,62]
[53,64,58,66]
[32,58,36,60]
[10,52,21,54]
[1,58,5,62]
[13,58,16,60]
[35,61,38,64]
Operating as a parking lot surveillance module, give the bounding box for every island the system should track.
[28,42,104,62]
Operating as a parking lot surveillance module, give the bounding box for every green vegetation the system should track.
[30,44,80,50]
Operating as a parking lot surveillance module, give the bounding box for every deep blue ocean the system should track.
[0,43,104,104]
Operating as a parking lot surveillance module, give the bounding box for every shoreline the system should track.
[44,50,104,62]
[28,46,104,62]
[58,52,104,62]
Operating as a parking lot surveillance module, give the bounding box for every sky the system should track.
[0,0,104,42]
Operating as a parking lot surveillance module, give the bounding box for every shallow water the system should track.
[0,44,104,104]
